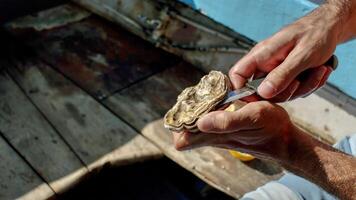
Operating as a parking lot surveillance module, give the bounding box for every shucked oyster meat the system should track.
[164,71,230,132]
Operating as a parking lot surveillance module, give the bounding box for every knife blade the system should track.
[219,78,264,106]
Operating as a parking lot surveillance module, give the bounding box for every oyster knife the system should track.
[219,78,264,106]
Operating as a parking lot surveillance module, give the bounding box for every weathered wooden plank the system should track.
[74,0,253,73]
[0,134,54,200]
[282,93,356,143]
[7,12,182,99]
[8,57,162,171]
[104,64,283,198]
[0,70,87,193]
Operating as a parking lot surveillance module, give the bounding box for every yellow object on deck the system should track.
[229,150,255,161]
[225,102,255,162]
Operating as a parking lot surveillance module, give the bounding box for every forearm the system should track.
[325,0,356,42]
[280,127,356,200]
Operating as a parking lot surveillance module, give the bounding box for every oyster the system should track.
[164,71,230,132]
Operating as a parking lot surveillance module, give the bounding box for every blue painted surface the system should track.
[179,0,196,8]
[179,0,356,98]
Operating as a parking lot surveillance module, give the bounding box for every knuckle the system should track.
[252,40,269,55]
[252,101,276,117]
[267,71,287,89]
[214,113,232,130]
[248,102,289,128]
[228,67,238,77]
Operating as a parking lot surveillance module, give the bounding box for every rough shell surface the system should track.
[164,71,229,132]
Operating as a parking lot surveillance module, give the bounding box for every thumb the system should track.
[257,49,307,98]
[197,108,260,133]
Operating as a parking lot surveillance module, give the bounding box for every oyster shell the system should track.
[164,71,230,132]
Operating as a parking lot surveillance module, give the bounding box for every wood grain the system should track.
[0,69,87,193]
[0,134,54,200]
[8,58,162,171]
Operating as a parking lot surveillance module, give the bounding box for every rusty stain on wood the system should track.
[7,14,182,99]
[74,0,253,72]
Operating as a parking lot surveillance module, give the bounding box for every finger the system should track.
[317,67,333,87]
[254,70,267,79]
[290,65,327,99]
[243,80,299,102]
[258,46,311,99]
[174,129,273,157]
[229,33,295,89]
[229,52,258,89]
[269,79,300,102]
[172,132,184,149]
[240,94,261,102]
[197,103,264,133]
[173,131,192,150]
[173,131,219,150]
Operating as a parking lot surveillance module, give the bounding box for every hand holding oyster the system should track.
[165,71,254,161]
[164,71,233,132]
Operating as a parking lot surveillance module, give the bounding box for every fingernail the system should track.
[258,80,277,98]
[176,132,190,150]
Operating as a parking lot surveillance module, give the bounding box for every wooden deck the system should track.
[1,3,355,200]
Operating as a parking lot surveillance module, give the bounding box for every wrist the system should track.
[282,127,314,166]
[278,125,333,176]
[324,0,356,43]
[275,124,356,199]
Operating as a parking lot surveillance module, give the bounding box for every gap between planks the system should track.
[0,131,54,200]
[7,56,163,169]
[0,66,88,194]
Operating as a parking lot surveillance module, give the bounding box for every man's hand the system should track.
[173,101,294,161]
[172,102,356,199]
[229,3,354,101]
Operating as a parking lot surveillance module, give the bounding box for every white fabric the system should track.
[241,181,302,200]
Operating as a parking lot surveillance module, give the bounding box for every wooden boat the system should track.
[0,1,355,199]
